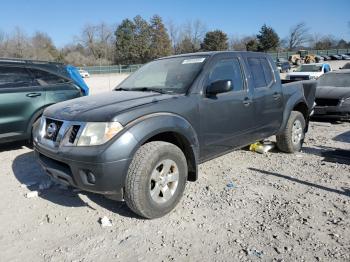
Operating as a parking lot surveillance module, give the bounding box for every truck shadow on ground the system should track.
[12,151,139,218]
[0,141,27,153]
[302,146,350,165]
[249,167,350,198]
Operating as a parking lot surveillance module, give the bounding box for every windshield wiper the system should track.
[114,87,132,91]
[132,87,172,94]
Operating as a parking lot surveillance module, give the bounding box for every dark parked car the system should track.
[0,58,86,144]
[313,70,350,120]
[341,54,350,60]
[321,55,332,61]
[34,51,316,218]
[330,55,342,60]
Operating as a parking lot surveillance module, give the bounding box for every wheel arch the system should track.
[124,113,200,182]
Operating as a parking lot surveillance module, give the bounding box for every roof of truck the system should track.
[158,51,268,60]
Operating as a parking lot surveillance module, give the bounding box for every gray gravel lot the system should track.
[0,62,349,262]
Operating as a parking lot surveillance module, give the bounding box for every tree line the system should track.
[1,16,349,66]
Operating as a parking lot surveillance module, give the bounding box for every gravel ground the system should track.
[0,61,349,262]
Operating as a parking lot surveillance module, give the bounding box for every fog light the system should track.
[86,171,96,184]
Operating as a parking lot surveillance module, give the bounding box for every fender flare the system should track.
[278,94,308,134]
[117,113,200,181]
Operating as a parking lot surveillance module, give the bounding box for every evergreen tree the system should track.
[114,18,137,64]
[149,15,172,59]
[133,15,151,63]
[245,39,259,51]
[175,36,197,54]
[256,24,280,51]
[201,30,228,51]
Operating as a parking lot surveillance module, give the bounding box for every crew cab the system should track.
[34,52,316,218]
[286,63,332,81]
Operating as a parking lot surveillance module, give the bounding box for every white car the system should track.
[286,63,332,81]
[78,69,90,78]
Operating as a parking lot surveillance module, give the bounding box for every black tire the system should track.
[125,141,187,219]
[276,111,306,153]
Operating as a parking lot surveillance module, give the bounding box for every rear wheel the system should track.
[125,141,187,219]
[276,111,306,153]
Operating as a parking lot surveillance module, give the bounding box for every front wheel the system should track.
[276,111,306,153]
[125,141,187,219]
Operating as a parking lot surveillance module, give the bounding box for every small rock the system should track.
[99,216,112,227]
[26,191,39,198]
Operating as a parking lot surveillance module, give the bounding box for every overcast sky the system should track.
[1,0,349,47]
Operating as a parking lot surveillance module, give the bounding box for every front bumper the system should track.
[34,118,139,200]
[313,105,350,120]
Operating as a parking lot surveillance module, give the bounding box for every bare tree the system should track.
[79,22,114,64]
[286,22,310,50]
[230,35,257,51]
[167,19,179,51]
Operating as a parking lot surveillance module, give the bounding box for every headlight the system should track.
[341,98,350,106]
[77,122,123,146]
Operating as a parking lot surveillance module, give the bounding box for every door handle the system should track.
[243,97,252,107]
[26,93,41,98]
[273,92,281,100]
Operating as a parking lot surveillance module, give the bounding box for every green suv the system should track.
[0,58,85,144]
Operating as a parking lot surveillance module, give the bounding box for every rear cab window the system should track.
[208,58,244,92]
[247,57,274,88]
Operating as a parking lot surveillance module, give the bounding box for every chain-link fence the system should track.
[80,64,143,75]
[81,48,350,75]
[267,49,350,60]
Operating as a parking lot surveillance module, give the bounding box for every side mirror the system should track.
[207,80,232,95]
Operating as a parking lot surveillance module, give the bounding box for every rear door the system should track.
[28,68,81,105]
[245,55,284,137]
[199,54,256,160]
[0,66,45,140]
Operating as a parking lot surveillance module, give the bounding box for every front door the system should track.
[199,54,256,161]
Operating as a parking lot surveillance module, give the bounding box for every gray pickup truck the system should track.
[34,51,316,218]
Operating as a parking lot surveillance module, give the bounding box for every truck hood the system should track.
[316,86,350,99]
[287,72,322,77]
[44,91,174,122]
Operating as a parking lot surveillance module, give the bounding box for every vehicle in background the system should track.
[340,62,350,70]
[330,55,342,60]
[314,55,324,63]
[321,55,332,61]
[286,63,332,81]
[79,69,90,78]
[313,70,350,120]
[276,58,291,73]
[341,54,350,60]
[0,58,85,144]
[34,51,316,218]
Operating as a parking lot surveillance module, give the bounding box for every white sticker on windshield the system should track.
[182,58,206,64]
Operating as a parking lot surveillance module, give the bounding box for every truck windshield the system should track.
[116,56,207,94]
[296,64,322,72]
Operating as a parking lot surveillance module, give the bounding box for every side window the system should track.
[260,58,273,85]
[30,68,69,86]
[209,58,243,92]
[0,66,32,88]
[247,58,267,88]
